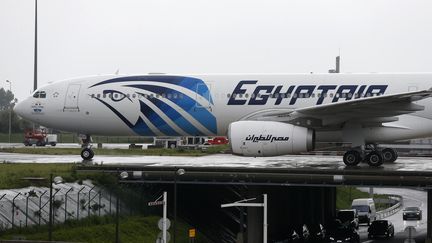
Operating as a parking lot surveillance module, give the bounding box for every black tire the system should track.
[50,142,56,146]
[343,150,361,166]
[81,148,94,160]
[382,148,397,163]
[366,151,383,167]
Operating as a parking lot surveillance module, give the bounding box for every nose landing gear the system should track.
[81,147,94,160]
[80,134,94,160]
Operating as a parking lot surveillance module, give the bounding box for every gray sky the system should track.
[1,0,432,101]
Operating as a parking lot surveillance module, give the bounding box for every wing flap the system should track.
[257,88,432,128]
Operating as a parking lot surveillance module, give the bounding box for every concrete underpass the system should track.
[77,163,432,242]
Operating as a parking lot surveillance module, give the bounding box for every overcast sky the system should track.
[1,0,432,101]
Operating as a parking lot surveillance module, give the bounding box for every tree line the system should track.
[0,87,31,133]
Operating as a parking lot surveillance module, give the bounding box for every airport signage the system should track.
[148,201,164,206]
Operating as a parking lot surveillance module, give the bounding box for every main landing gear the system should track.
[343,144,398,167]
[80,134,94,160]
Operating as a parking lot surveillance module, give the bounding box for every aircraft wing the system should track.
[257,88,432,128]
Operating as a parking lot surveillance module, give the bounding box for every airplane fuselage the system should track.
[15,73,432,145]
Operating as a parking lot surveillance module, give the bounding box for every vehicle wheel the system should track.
[24,141,30,146]
[36,140,43,146]
[50,142,56,146]
[382,148,397,163]
[366,151,383,167]
[81,148,94,160]
[343,150,361,166]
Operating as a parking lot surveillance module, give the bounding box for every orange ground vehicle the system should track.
[205,137,229,145]
[23,128,57,146]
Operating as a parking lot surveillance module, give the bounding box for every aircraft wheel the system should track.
[382,148,397,163]
[366,151,383,167]
[81,148,94,160]
[343,150,361,166]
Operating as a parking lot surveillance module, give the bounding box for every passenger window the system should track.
[245,93,249,98]
[103,93,106,98]
[132,94,136,98]
[97,94,101,98]
[227,93,231,98]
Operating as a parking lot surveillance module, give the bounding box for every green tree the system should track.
[0,87,30,133]
[0,88,14,111]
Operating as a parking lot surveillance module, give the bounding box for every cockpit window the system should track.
[33,91,47,98]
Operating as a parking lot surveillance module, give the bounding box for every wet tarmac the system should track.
[0,151,432,172]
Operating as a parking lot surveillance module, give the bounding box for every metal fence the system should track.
[0,181,118,231]
[376,194,403,219]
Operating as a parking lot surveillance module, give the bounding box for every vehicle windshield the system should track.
[337,211,354,221]
[371,221,388,229]
[405,207,419,211]
[352,205,369,212]
[33,91,46,98]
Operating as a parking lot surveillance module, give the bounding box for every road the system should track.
[356,187,427,243]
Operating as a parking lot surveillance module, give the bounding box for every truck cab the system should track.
[351,198,376,225]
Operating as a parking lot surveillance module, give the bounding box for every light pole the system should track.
[221,194,268,243]
[49,174,63,241]
[116,171,129,243]
[173,168,185,243]
[6,80,12,144]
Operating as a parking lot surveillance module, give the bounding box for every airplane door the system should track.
[195,83,212,111]
[64,84,81,112]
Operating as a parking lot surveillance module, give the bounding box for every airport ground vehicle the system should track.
[325,220,360,243]
[336,209,359,229]
[23,128,57,146]
[204,136,229,145]
[368,220,394,239]
[403,206,422,220]
[351,198,376,225]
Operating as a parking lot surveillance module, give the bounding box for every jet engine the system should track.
[228,121,315,157]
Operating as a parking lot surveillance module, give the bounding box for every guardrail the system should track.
[376,194,403,219]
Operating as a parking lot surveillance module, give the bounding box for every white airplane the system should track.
[14,73,432,166]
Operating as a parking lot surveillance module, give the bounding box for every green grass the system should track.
[337,186,391,210]
[0,145,229,157]
[0,163,76,189]
[0,215,210,243]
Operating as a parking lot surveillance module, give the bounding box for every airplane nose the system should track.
[14,100,26,118]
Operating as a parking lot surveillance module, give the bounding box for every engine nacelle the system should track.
[228,121,315,157]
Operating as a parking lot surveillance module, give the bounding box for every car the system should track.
[304,223,326,243]
[368,220,395,239]
[403,206,422,220]
[274,228,301,243]
[325,219,360,243]
[336,209,359,229]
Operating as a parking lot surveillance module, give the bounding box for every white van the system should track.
[351,198,376,225]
